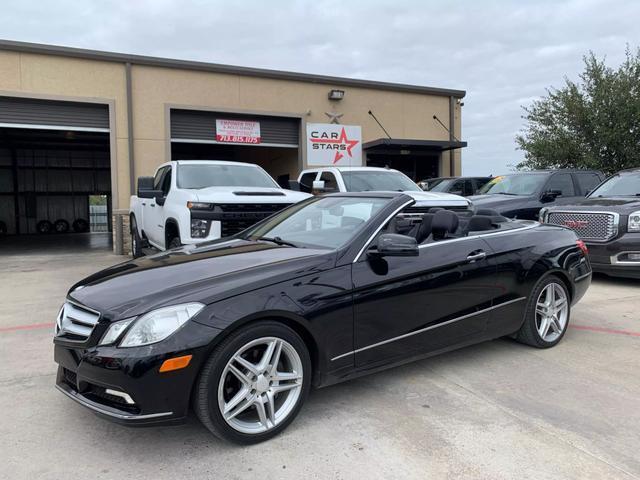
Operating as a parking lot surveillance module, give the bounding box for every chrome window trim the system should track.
[354,203,540,263]
[56,384,173,420]
[330,297,527,361]
[544,210,620,243]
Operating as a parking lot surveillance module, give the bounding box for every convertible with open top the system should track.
[54,192,592,444]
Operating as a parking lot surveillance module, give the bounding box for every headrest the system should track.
[467,216,494,232]
[416,213,435,243]
[476,208,500,216]
[432,210,459,237]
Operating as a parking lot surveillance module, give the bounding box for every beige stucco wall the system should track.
[0,50,463,210]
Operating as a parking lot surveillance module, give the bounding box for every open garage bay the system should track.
[0,248,638,479]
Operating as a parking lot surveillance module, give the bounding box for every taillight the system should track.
[576,239,588,256]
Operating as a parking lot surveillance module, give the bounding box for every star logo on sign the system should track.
[310,127,359,164]
[324,112,343,124]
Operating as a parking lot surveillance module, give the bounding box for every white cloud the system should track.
[0,0,639,175]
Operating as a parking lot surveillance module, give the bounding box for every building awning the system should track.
[363,138,467,153]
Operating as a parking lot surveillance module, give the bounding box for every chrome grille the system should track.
[546,211,618,242]
[56,301,100,341]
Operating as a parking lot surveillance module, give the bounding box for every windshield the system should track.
[477,174,548,196]
[342,170,421,192]
[177,163,278,189]
[245,196,391,249]
[429,179,455,192]
[589,172,640,197]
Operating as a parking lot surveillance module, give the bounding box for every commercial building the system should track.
[0,39,466,252]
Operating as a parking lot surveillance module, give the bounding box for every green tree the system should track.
[516,47,640,175]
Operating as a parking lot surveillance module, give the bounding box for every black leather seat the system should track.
[414,213,435,243]
[431,210,459,241]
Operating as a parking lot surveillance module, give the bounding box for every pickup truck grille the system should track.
[546,211,618,242]
[219,203,291,237]
[56,301,100,341]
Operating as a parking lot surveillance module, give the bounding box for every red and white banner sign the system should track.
[306,123,362,166]
[216,119,261,144]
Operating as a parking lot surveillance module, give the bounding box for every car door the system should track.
[574,172,603,196]
[146,166,171,247]
[142,167,166,246]
[351,235,497,368]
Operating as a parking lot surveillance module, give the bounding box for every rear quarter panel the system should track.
[481,223,590,337]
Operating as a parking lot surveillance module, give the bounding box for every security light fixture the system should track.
[328,89,345,100]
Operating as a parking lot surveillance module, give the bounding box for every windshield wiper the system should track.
[494,192,519,196]
[257,236,298,247]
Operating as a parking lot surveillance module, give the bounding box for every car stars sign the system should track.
[306,123,362,166]
[216,119,261,144]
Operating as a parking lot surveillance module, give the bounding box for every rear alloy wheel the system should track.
[195,322,310,444]
[516,275,570,348]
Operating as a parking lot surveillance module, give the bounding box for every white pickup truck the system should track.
[297,166,471,209]
[129,160,310,256]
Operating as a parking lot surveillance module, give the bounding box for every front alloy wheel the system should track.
[218,337,303,434]
[195,322,310,444]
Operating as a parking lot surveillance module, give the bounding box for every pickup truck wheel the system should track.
[194,322,311,444]
[168,237,182,249]
[130,217,143,258]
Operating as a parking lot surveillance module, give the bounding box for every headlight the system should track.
[187,202,214,210]
[629,211,640,232]
[99,318,134,345]
[119,303,204,347]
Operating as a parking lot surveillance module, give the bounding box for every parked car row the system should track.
[128,161,637,280]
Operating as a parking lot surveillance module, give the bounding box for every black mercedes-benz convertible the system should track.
[54,192,592,444]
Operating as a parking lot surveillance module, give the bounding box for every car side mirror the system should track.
[137,176,154,196]
[155,195,166,206]
[541,190,562,202]
[312,180,338,194]
[450,190,463,196]
[372,233,419,257]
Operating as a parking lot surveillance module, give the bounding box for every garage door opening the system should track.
[366,153,440,181]
[0,127,112,251]
[170,109,300,187]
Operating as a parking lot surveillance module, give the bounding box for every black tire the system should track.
[36,220,53,234]
[168,236,182,249]
[515,274,571,348]
[130,216,144,258]
[53,219,70,233]
[72,218,90,233]
[194,321,311,444]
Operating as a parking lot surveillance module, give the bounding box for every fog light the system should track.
[191,219,210,238]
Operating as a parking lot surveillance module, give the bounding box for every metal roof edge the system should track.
[0,39,466,98]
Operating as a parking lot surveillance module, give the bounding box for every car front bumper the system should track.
[53,321,221,426]
[586,234,640,279]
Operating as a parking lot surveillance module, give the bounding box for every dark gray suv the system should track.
[468,170,605,220]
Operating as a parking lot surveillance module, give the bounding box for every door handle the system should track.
[141,202,146,206]
[466,250,486,262]
[150,204,155,208]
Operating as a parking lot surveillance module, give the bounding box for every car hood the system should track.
[546,197,640,214]
[68,239,333,321]
[467,194,531,210]
[192,186,311,203]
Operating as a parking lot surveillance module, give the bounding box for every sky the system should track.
[1,0,639,175]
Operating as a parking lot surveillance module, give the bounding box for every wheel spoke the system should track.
[272,371,302,382]
[555,297,567,310]
[255,396,270,428]
[233,355,259,375]
[272,382,301,394]
[228,364,252,386]
[269,341,284,376]
[538,317,550,338]
[257,339,279,372]
[550,317,561,334]
[265,391,276,425]
[224,389,254,419]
